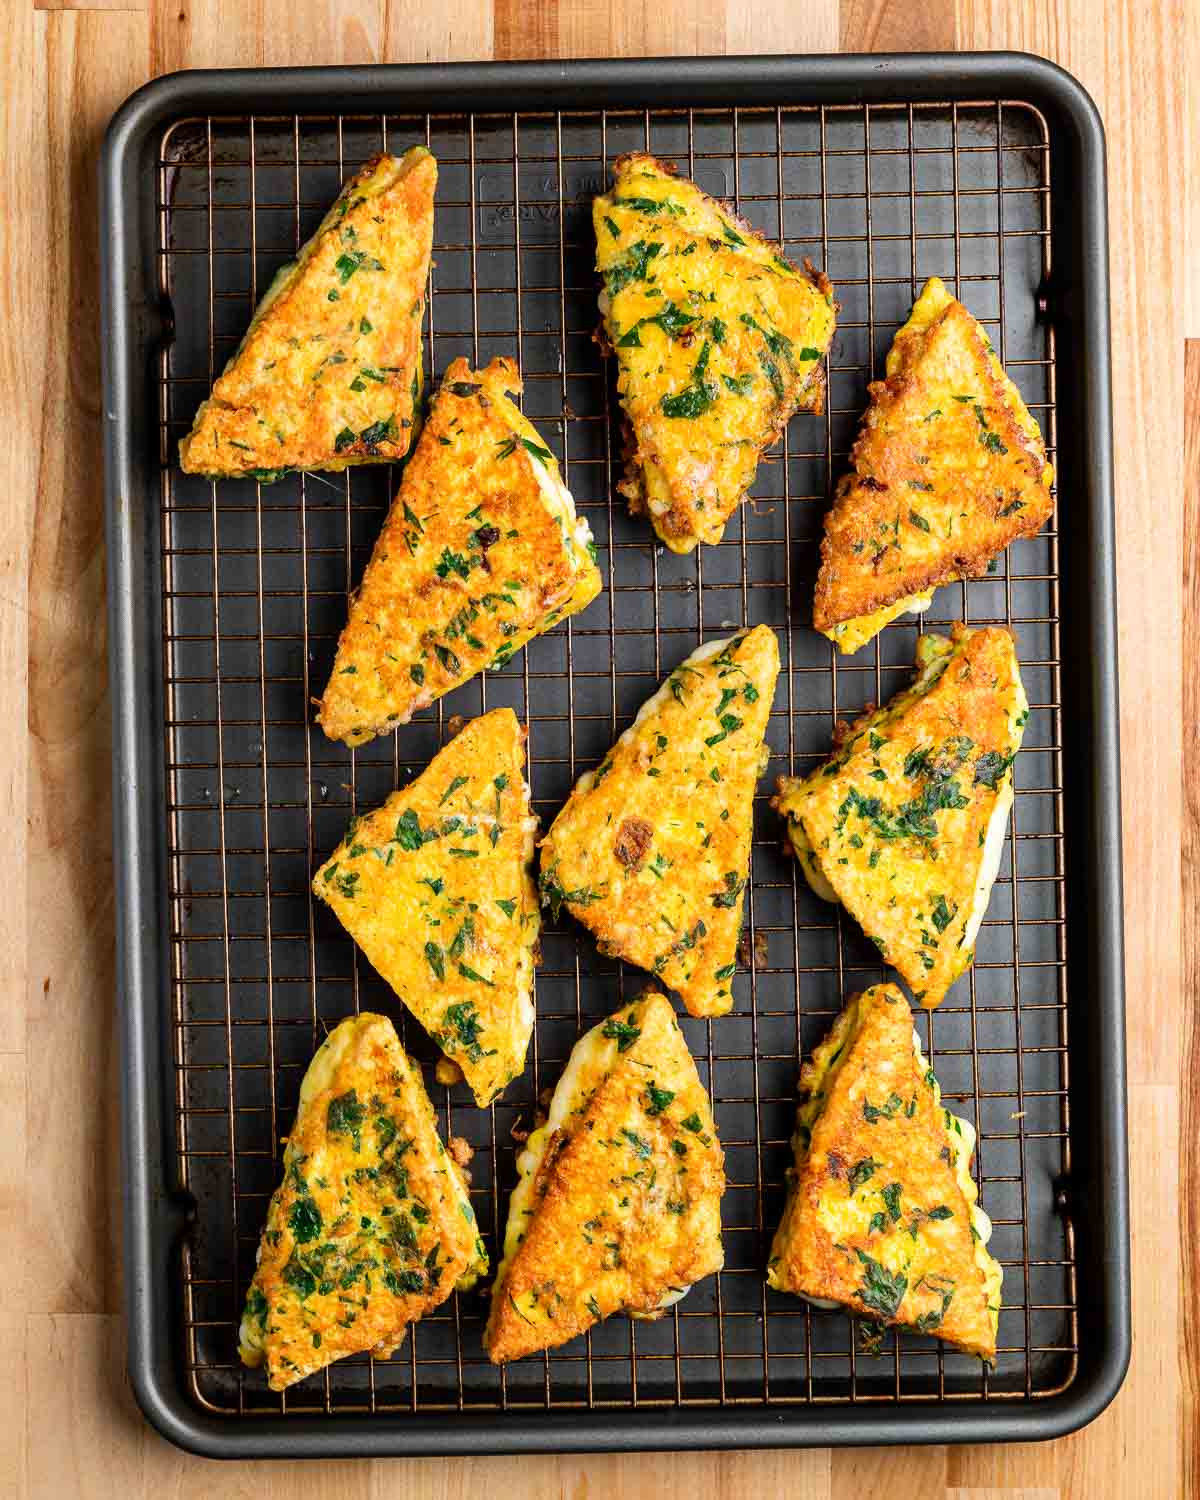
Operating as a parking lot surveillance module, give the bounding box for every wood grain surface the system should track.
[1183,340,1199,1500]
[2,0,1193,1496]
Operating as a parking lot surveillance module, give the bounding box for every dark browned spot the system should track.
[613,815,654,872]
[447,1135,474,1168]
[737,927,769,969]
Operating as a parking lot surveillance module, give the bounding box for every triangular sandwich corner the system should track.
[539,624,780,1017]
[813,275,1054,654]
[772,624,1026,1008]
[768,983,1001,1361]
[313,708,539,1105]
[484,991,724,1363]
[238,1011,487,1390]
[317,357,601,746]
[180,148,436,479]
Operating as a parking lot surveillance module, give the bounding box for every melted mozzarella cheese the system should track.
[510,797,542,1060]
[239,1301,266,1363]
[498,400,596,572]
[528,447,596,563]
[826,591,934,655]
[510,828,540,1050]
[789,818,839,904]
[964,780,1013,950]
[912,1032,1003,1320]
[962,667,1027,950]
[572,634,733,797]
[644,462,674,520]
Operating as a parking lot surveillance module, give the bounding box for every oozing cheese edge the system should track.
[962,664,1027,951]
[529,451,596,567]
[911,1032,1004,1333]
[571,633,735,798]
[824,591,934,656]
[490,387,597,575]
[492,1015,695,1321]
[239,1306,268,1365]
[504,777,542,1097]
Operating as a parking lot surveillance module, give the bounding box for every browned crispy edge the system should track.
[812,305,1051,632]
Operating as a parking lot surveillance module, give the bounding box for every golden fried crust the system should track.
[813,277,1053,645]
[539,625,780,1016]
[180,150,436,477]
[595,155,836,553]
[312,710,539,1106]
[485,993,724,1363]
[608,153,817,277]
[772,626,1025,1008]
[317,357,601,745]
[768,986,997,1360]
[238,1014,487,1390]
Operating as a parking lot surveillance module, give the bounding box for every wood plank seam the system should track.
[1182,338,1200,1500]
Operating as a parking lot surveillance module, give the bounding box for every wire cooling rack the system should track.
[155,98,1074,1420]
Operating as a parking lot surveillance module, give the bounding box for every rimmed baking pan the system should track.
[101,52,1127,1457]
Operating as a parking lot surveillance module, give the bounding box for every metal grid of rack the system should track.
[155,98,1073,1419]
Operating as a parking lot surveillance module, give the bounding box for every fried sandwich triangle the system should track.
[768,984,1002,1360]
[539,624,780,1017]
[318,357,601,746]
[485,991,724,1363]
[313,708,540,1106]
[595,153,836,552]
[773,625,1026,1008]
[181,149,436,479]
[239,1012,487,1390]
[813,276,1054,653]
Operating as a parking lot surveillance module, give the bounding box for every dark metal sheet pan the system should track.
[101,52,1128,1458]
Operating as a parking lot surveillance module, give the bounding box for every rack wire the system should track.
[155,98,1074,1420]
